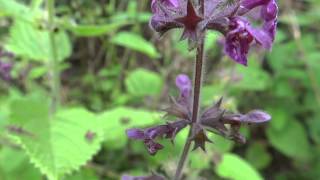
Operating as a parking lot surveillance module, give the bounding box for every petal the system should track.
[246,25,272,49]
[224,35,249,66]
[263,19,277,41]
[145,125,170,139]
[240,0,270,10]
[151,0,179,13]
[240,110,271,123]
[175,74,192,97]
[261,0,278,21]
[126,129,145,140]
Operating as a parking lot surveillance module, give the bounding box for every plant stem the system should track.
[174,40,205,180]
[47,0,60,115]
[174,0,205,177]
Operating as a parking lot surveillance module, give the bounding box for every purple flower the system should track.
[175,74,192,107]
[200,97,271,144]
[126,120,189,155]
[164,74,192,120]
[150,0,278,65]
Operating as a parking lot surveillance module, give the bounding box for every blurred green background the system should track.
[0,0,320,180]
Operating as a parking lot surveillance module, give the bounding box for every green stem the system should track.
[47,0,60,115]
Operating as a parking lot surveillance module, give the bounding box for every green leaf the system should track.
[267,107,290,131]
[215,153,263,180]
[0,0,32,20]
[308,113,320,144]
[111,32,160,58]
[0,148,42,180]
[267,120,311,161]
[125,68,164,97]
[6,20,71,62]
[245,142,271,170]
[66,22,128,37]
[9,96,104,180]
[233,59,271,91]
[98,107,161,149]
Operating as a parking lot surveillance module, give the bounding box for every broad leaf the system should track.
[6,20,71,62]
[267,119,311,161]
[111,32,160,58]
[9,96,104,180]
[215,153,263,180]
[66,22,128,37]
[234,59,271,91]
[245,142,271,170]
[125,69,164,97]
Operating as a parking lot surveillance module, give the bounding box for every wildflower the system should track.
[126,119,189,155]
[126,75,192,155]
[150,0,278,65]
[127,74,271,153]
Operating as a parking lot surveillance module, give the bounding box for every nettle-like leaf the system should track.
[5,20,71,62]
[8,96,104,180]
[215,153,263,180]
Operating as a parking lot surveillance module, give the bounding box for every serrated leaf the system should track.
[267,120,311,161]
[9,96,104,180]
[6,20,71,62]
[111,32,160,58]
[215,153,263,180]
[125,68,164,97]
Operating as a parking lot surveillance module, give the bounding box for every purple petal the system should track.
[261,0,278,21]
[175,74,192,97]
[240,110,271,123]
[151,0,179,13]
[246,25,272,50]
[126,129,145,140]
[145,125,169,139]
[240,0,270,10]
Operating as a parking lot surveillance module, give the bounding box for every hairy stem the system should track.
[174,41,204,180]
[47,0,60,115]
[174,1,205,177]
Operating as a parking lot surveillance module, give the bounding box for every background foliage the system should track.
[0,0,320,180]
